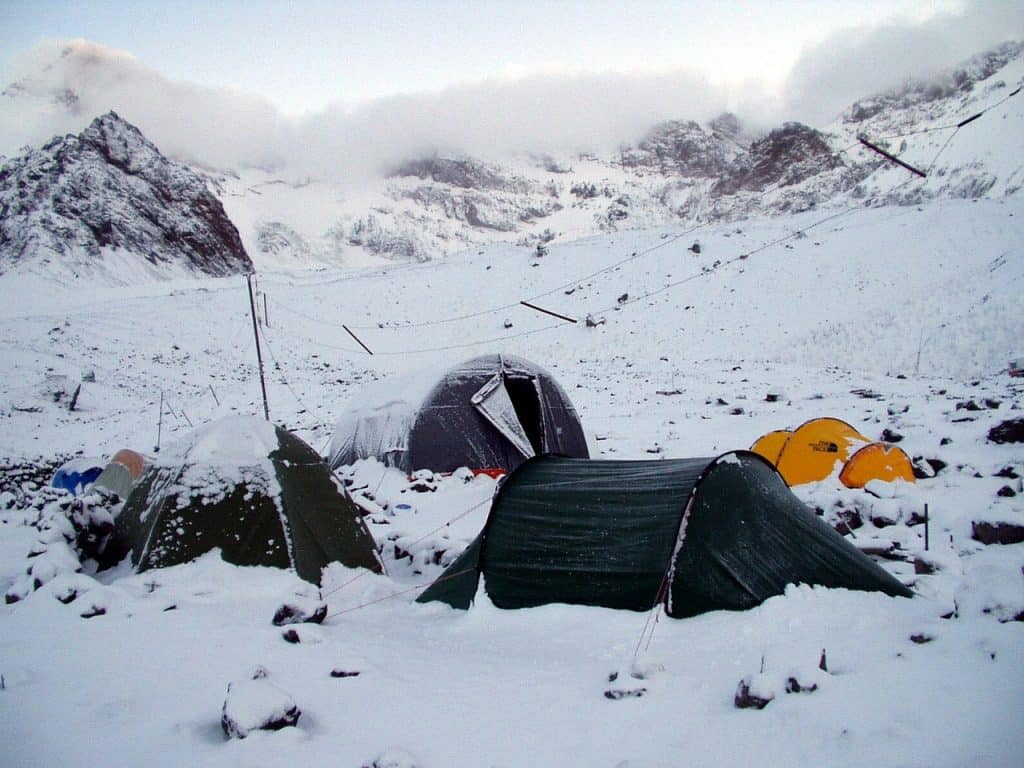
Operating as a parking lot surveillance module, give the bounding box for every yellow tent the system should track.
[750,429,791,465]
[775,418,869,486]
[839,443,915,488]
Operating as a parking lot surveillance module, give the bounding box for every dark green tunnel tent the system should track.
[111,416,383,585]
[417,452,911,617]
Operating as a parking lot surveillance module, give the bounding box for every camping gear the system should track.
[752,417,915,488]
[418,452,912,617]
[329,353,589,475]
[51,458,104,495]
[839,442,916,488]
[110,416,383,584]
[774,417,868,485]
[92,448,148,499]
[749,429,791,465]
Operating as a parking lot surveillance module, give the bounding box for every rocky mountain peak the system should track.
[714,122,843,196]
[0,112,252,281]
[619,119,738,178]
[391,156,512,191]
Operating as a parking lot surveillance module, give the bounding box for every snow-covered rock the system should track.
[221,676,300,739]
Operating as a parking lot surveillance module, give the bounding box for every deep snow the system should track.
[1,189,1023,766]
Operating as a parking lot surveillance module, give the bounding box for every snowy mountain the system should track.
[0,111,251,283]
[215,41,1023,270]
[1,40,1023,768]
[0,42,1021,278]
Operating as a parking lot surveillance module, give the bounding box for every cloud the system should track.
[0,39,291,169]
[779,0,1024,125]
[0,39,728,178]
[2,5,1021,180]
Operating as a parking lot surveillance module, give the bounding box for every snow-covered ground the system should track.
[1,192,1023,767]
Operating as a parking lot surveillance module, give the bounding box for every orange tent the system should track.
[839,443,915,488]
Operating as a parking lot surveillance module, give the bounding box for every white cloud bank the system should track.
[0,1,1020,178]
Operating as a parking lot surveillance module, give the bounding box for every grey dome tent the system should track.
[110,416,383,585]
[417,452,912,617]
[329,354,589,475]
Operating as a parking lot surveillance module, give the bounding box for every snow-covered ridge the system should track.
[213,42,1023,271]
[0,111,252,284]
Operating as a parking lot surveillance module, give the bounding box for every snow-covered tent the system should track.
[417,452,912,617]
[109,416,383,585]
[839,442,915,488]
[329,354,589,475]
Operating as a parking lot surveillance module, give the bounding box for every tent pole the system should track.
[247,273,271,421]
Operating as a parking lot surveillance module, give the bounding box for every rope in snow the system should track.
[260,326,332,435]
[588,206,859,317]
[328,567,476,617]
[842,75,1023,172]
[322,493,495,606]
[251,78,1021,359]
[267,224,702,334]
[267,311,565,357]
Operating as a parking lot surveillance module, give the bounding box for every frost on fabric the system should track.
[329,368,438,469]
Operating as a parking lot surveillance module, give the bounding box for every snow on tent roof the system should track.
[153,414,282,467]
[109,416,383,584]
[329,353,589,475]
[417,452,912,617]
[839,442,916,488]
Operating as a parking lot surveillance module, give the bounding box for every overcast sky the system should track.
[0,0,1021,175]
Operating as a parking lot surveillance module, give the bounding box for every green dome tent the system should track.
[418,452,911,617]
[110,416,383,585]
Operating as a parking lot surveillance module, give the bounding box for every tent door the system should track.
[471,374,536,459]
[503,375,546,454]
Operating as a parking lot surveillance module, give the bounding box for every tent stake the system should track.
[247,274,271,421]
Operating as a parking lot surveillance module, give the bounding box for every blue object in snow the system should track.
[52,464,104,495]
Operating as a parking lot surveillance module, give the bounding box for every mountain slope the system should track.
[208,42,1023,270]
[0,112,252,283]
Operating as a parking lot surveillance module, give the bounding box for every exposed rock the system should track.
[972,521,1024,545]
[361,748,422,768]
[734,678,774,709]
[272,597,328,626]
[619,120,738,178]
[391,155,518,191]
[0,112,251,280]
[988,418,1024,444]
[715,123,843,195]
